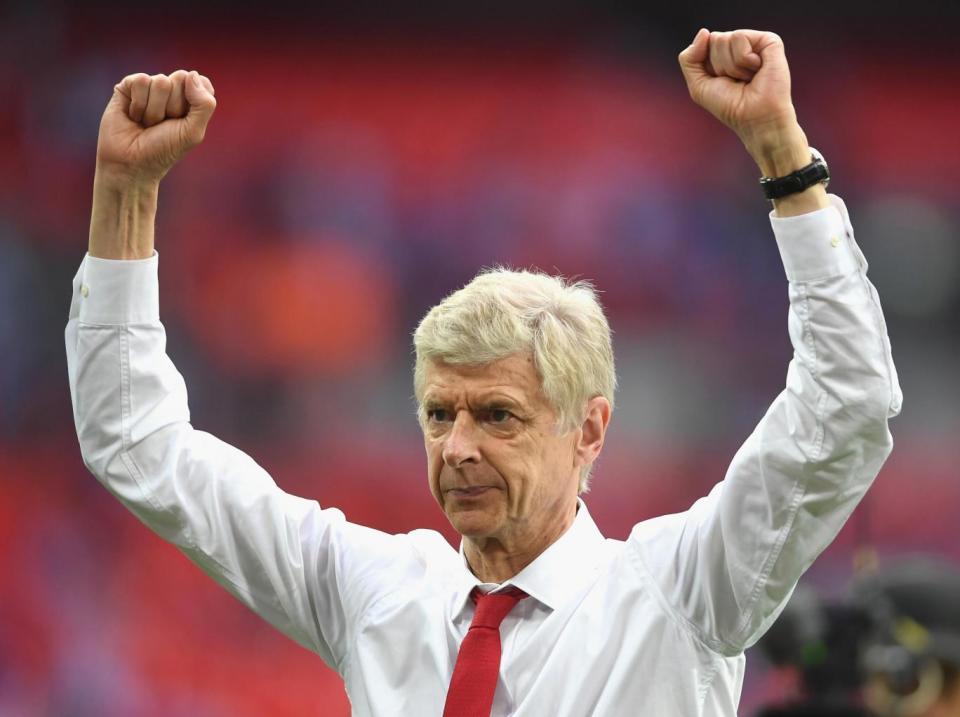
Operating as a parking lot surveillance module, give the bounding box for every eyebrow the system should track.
[423,394,525,410]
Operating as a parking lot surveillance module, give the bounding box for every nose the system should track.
[441,412,481,468]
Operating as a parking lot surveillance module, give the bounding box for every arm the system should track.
[626,31,902,655]
[67,260,344,666]
[629,191,901,654]
[69,71,416,671]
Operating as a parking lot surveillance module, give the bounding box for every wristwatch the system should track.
[759,147,830,201]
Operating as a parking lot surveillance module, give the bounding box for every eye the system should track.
[427,408,451,423]
[488,409,513,424]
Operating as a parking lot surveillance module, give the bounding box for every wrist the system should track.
[93,163,162,197]
[743,124,831,217]
[88,170,159,260]
[743,120,810,177]
[755,142,813,179]
[770,183,829,218]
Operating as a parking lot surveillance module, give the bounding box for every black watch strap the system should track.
[759,150,830,201]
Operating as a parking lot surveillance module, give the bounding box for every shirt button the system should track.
[830,236,841,248]
[80,284,90,297]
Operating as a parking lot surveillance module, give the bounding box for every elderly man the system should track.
[67,29,900,716]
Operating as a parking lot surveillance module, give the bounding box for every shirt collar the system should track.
[451,499,607,619]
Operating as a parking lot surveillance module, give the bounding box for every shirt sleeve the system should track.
[625,194,902,656]
[64,252,426,674]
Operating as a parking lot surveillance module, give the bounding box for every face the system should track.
[421,352,605,552]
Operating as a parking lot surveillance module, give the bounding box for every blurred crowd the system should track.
[1,2,958,715]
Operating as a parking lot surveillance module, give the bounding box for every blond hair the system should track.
[412,267,616,492]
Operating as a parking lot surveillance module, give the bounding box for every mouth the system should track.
[447,486,495,499]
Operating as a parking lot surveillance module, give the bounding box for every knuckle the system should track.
[169,74,188,97]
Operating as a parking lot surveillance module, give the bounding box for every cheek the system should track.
[490,437,536,484]
[425,440,444,488]
[535,435,575,485]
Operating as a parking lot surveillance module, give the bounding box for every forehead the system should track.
[422,353,544,404]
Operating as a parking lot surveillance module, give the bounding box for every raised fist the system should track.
[95,70,217,187]
[678,29,797,150]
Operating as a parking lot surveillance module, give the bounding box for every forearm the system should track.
[88,171,159,259]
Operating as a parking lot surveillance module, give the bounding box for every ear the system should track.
[574,396,611,469]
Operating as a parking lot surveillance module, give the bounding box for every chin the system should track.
[445,505,500,539]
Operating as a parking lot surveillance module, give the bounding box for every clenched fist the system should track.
[96,70,217,187]
[678,29,795,140]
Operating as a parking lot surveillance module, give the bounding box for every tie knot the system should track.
[469,587,528,630]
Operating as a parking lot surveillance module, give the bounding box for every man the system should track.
[66,29,901,715]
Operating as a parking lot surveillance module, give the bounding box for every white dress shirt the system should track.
[66,194,901,716]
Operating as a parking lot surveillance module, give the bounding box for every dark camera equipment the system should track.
[753,558,960,717]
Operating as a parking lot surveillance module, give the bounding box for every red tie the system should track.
[443,587,528,717]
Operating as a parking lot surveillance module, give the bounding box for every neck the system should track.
[463,501,578,583]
